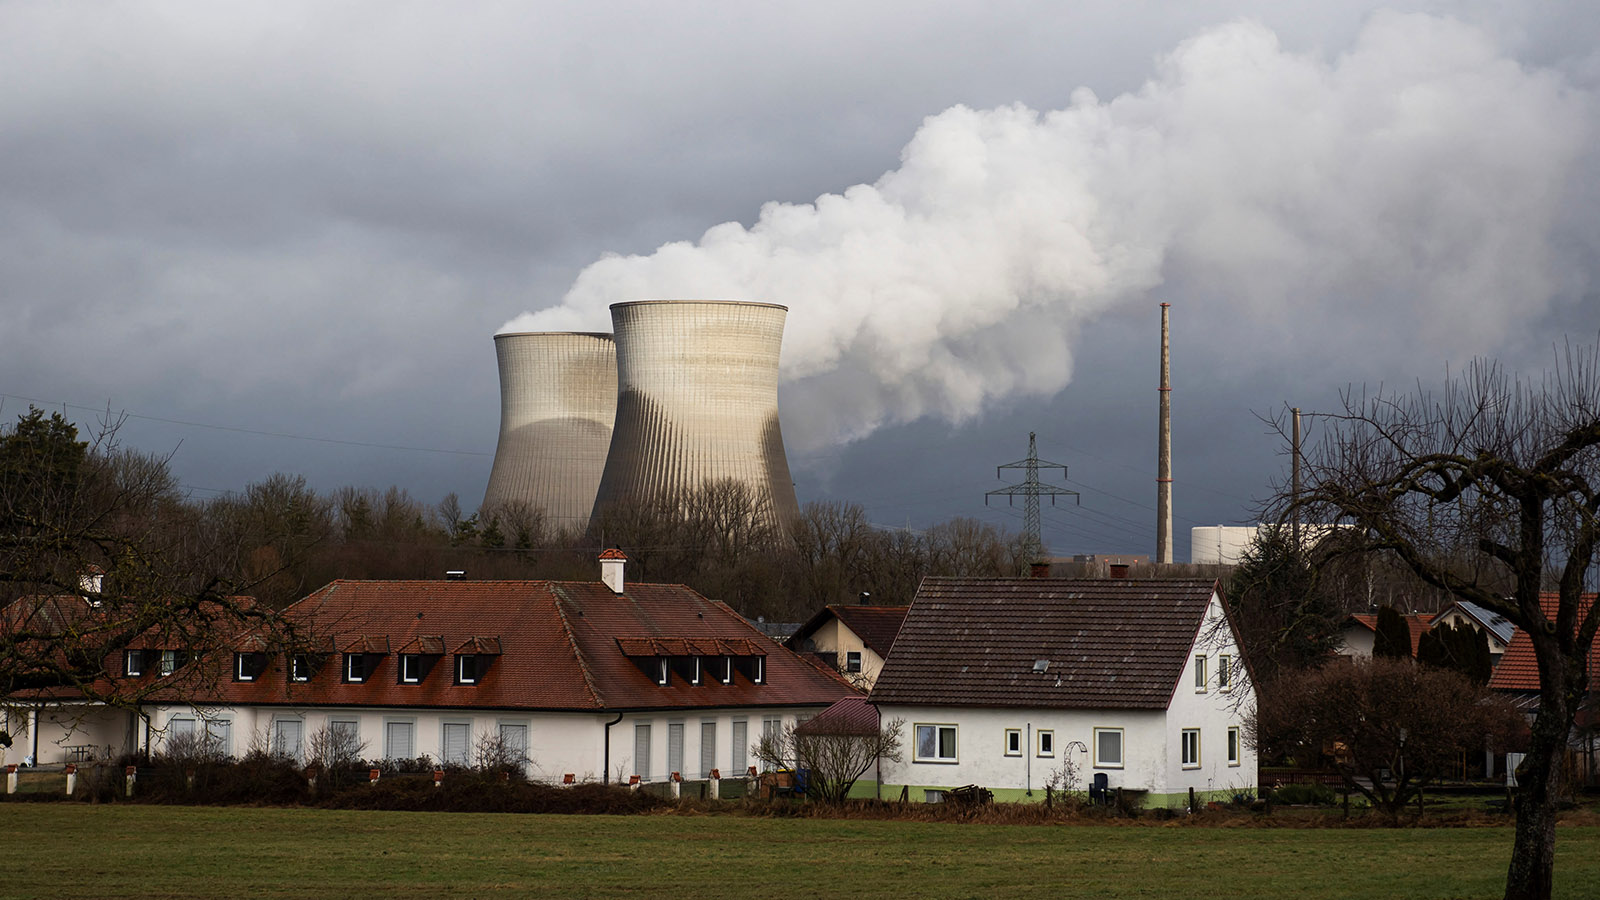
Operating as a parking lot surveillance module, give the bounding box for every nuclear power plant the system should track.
[481,332,617,531]
[482,300,800,536]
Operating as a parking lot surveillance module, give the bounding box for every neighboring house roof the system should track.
[1489,593,1600,693]
[748,620,803,642]
[1431,600,1516,646]
[796,696,881,736]
[1344,613,1431,656]
[125,579,855,712]
[786,605,910,658]
[869,577,1222,711]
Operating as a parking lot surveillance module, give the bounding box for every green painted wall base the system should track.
[854,781,1248,809]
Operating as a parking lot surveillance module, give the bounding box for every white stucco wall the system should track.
[143,703,819,785]
[1336,625,1375,659]
[809,619,887,690]
[2,704,135,766]
[1168,595,1258,798]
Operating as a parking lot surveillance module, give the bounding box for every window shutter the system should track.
[442,723,470,766]
[634,724,651,780]
[206,720,231,757]
[667,722,684,778]
[499,724,528,770]
[700,722,716,778]
[273,719,303,763]
[731,721,747,774]
[387,721,415,760]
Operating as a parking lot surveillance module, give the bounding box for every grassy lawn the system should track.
[3,805,1599,899]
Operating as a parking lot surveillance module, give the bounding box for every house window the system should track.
[384,718,416,761]
[289,654,311,682]
[168,716,196,743]
[499,722,529,772]
[845,651,862,674]
[328,719,361,763]
[1194,655,1207,692]
[634,722,652,781]
[159,649,184,677]
[344,653,366,683]
[400,654,422,684]
[700,720,717,778]
[752,656,765,684]
[1093,728,1123,768]
[441,721,471,766]
[731,719,748,775]
[124,650,144,677]
[654,658,668,686]
[690,657,701,686]
[667,721,685,779]
[1219,654,1232,691]
[234,653,256,682]
[1004,729,1022,757]
[719,657,733,684]
[1181,728,1201,769]
[456,654,478,685]
[1228,727,1241,766]
[1037,729,1055,758]
[914,724,958,763]
[204,718,232,758]
[271,717,304,763]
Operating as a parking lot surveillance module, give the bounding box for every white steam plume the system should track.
[502,13,1594,450]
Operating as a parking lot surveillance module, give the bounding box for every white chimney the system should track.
[599,548,628,594]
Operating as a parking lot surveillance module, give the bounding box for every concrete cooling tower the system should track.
[590,300,801,534]
[481,332,617,532]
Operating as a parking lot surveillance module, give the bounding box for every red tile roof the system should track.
[869,578,1221,711]
[1346,613,1431,656]
[139,579,854,712]
[1489,593,1600,693]
[796,697,881,736]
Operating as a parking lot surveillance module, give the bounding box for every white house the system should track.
[5,553,857,784]
[785,603,908,691]
[869,577,1257,808]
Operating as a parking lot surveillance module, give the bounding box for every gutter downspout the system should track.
[29,707,39,765]
[1026,723,1032,797]
[602,711,624,784]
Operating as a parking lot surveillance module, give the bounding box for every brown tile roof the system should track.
[1489,593,1600,693]
[1346,613,1431,656]
[147,580,854,713]
[869,578,1220,711]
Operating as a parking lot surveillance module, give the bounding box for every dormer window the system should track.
[719,657,733,684]
[753,656,765,685]
[400,654,423,684]
[456,654,478,685]
[159,650,185,677]
[654,658,668,686]
[234,652,266,682]
[344,653,366,683]
[690,657,702,686]
[124,649,145,677]
[289,654,312,682]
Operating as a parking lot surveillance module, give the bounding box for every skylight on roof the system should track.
[1033,659,1050,673]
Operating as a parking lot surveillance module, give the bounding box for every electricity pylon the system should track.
[986,432,1078,565]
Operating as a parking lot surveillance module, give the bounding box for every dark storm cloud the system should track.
[1,2,1596,559]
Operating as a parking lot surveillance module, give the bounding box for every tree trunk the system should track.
[1504,679,1573,900]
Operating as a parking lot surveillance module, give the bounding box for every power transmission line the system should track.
[986,432,1078,564]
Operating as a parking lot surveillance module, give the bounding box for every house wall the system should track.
[1169,596,1259,800]
[1432,610,1509,659]
[1337,625,1375,660]
[2,704,136,766]
[807,619,887,690]
[143,703,818,785]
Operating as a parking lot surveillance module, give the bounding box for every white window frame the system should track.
[203,716,233,758]
[289,654,310,683]
[719,657,733,685]
[498,719,530,773]
[327,717,361,762]
[634,721,652,781]
[344,653,365,684]
[913,723,958,764]
[752,656,765,684]
[160,649,180,677]
[271,715,305,764]
[400,654,422,684]
[1004,728,1022,757]
[125,650,144,677]
[456,654,478,685]
[845,651,863,674]
[731,718,748,775]
[1037,729,1055,758]
[1093,727,1124,769]
[1181,728,1201,769]
[1228,726,1241,767]
[689,657,701,686]
[1193,654,1207,692]
[654,658,668,686]
[235,653,255,682]
[1219,654,1233,691]
[440,719,472,767]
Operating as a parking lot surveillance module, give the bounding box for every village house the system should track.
[4,553,857,783]
[785,603,908,691]
[1334,611,1431,660]
[869,577,1256,807]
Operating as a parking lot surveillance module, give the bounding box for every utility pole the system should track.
[987,432,1078,566]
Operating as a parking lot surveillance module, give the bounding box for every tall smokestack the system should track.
[590,300,800,535]
[482,332,617,532]
[1156,303,1173,565]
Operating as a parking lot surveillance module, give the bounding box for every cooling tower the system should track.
[482,332,617,532]
[590,300,800,534]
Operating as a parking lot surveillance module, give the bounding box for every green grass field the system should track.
[3,805,1598,899]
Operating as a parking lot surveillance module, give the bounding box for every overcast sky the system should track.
[3,2,1596,561]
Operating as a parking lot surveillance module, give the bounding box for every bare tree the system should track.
[752,715,903,804]
[1286,343,1600,899]
[1255,657,1521,817]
